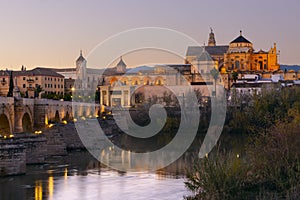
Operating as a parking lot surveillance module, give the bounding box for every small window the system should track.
[35,77,38,80]
[23,77,26,80]
[45,84,47,88]
[23,84,26,88]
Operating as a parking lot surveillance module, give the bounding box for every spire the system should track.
[116,56,127,73]
[240,30,242,36]
[117,56,126,67]
[208,28,216,46]
[76,50,86,62]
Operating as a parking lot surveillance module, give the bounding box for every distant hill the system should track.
[126,65,153,73]
[280,65,300,72]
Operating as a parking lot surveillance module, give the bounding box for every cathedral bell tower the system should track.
[76,50,87,89]
[208,28,216,46]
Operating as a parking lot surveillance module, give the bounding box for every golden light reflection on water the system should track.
[64,168,68,180]
[48,175,54,199]
[34,180,43,200]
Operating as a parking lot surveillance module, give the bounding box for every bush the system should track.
[184,152,253,200]
[246,122,300,199]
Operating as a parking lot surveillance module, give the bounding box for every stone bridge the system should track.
[0,97,101,136]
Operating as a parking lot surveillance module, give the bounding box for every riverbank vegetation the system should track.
[184,86,300,199]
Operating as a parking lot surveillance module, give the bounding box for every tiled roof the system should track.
[76,51,86,62]
[186,46,228,56]
[197,51,214,61]
[116,57,126,67]
[205,46,229,55]
[50,68,76,72]
[12,68,64,77]
[0,70,10,76]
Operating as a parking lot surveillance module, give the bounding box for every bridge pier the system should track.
[14,99,24,133]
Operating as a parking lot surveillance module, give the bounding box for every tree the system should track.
[210,67,219,97]
[162,91,173,106]
[34,85,43,98]
[7,71,14,97]
[231,71,238,83]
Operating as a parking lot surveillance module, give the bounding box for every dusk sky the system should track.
[0,0,300,70]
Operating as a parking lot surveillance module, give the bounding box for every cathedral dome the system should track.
[230,31,252,44]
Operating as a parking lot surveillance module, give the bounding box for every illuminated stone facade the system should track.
[0,68,64,98]
[223,31,279,72]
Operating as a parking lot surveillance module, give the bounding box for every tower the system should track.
[208,28,216,46]
[116,56,127,74]
[76,50,87,89]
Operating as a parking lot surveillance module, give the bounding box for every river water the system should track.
[0,151,191,200]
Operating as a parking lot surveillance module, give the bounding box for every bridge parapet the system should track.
[0,97,14,105]
[22,98,34,105]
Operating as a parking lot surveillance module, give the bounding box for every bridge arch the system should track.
[22,112,33,133]
[0,113,11,137]
[54,110,60,123]
[64,111,70,121]
[0,104,13,136]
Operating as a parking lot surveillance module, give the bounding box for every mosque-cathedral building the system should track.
[186,29,280,73]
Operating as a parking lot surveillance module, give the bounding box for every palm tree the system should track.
[210,67,219,97]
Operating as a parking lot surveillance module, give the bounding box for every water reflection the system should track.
[34,180,43,200]
[0,151,192,200]
[48,174,54,200]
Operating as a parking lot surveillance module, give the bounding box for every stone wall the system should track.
[44,126,67,156]
[0,140,26,176]
[23,136,47,164]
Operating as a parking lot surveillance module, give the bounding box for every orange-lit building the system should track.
[0,67,64,98]
[223,31,279,72]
